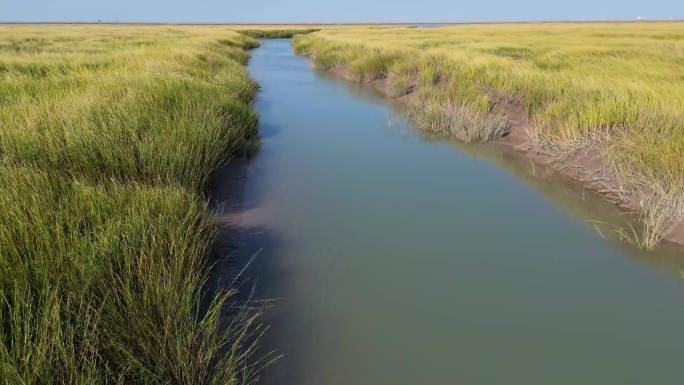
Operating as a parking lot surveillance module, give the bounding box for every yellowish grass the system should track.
[0,24,314,384]
[294,22,684,248]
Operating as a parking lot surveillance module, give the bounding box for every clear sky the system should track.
[1,0,682,23]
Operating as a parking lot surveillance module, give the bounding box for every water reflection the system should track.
[315,66,684,279]
[218,39,684,385]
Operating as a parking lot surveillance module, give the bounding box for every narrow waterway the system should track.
[214,39,684,385]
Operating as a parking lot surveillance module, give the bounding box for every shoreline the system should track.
[316,61,684,248]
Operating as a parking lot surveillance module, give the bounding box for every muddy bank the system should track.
[319,64,684,248]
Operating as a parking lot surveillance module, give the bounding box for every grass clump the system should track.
[346,49,403,82]
[0,24,271,384]
[237,28,319,39]
[294,22,684,248]
[0,168,265,385]
[492,46,534,60]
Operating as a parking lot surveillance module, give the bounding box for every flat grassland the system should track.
[293,23,684,248]
[0,24,307,384]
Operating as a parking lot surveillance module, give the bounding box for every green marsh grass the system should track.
[0,24,306,384]
[237,28,319,39]
[294,23,684,248]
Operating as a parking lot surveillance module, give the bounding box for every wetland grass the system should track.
[0,24,307,384]
[237,28,319,39]
[293,22,684,248]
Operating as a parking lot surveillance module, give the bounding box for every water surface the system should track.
[214,39,684,385]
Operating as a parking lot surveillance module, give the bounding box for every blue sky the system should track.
[1,0,682,23]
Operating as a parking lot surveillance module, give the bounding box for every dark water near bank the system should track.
[214,40,684,385]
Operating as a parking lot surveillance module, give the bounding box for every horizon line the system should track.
[1,18,683,26]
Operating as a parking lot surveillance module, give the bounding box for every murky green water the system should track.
[214,39,684,385]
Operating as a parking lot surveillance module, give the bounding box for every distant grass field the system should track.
[0,24,311,384]
[238,27,319,38]
[294,23,684,248]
